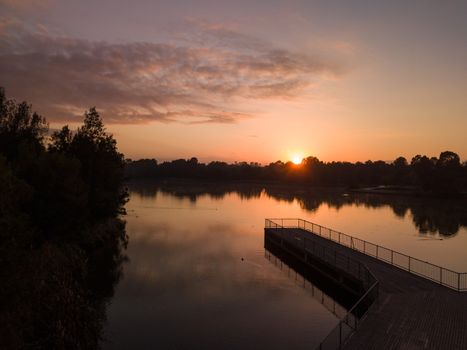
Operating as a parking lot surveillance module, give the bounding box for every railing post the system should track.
[364,241,366,253]
[376,245,379,258]
[458,273,461,291]
[408,257,411,272]
[440,267,442,285]
[391,250,394,264]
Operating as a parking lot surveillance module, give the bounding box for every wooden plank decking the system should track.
[265,225,467,350]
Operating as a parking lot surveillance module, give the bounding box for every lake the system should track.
[103,182,467,349]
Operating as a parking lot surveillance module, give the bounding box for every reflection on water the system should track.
[103,184,339,349]
[131,181,467,238]
[1,218,127,349]
[127,181,467,271]
[104,181,467,348]
[264,244,351,320]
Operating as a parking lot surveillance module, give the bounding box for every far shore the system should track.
[126,178,467,199]
[350,185,467,198]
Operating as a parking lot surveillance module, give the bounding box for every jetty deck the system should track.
[265,219,467,350]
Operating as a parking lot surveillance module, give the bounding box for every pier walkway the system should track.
[265,219,467,350]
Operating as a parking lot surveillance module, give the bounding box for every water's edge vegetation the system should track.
[0,88,128,348]
[126,153,467,195]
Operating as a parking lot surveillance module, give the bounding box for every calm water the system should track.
[103,182,467,349]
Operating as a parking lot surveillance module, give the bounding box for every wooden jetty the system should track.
[265,218,467,350]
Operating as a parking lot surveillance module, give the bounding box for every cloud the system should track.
[0,20,346,124]
[0,0,52,11]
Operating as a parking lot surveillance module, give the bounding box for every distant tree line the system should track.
[126,153,467,194]
[0,88,127,348]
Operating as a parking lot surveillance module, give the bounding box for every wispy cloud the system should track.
[0,0,52,11]
[0,19,346,124]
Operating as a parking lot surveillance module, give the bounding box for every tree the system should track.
[434,151,462,194]
[49,125,73,153]
[68,108,127,219]
[437,151,460,169]
[393,156,408,168]
[392,156,410,185]
[0,89,128,348]
[0,88,48,162]
[411,155,435,191]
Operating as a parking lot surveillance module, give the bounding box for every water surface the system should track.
[104,182,467,348]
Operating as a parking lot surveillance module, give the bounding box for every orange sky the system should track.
[1,0,466,163]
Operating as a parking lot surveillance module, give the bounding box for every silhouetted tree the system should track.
[49,125,73,153]
[433,151,463,193]
[392,156,410,185]
[51,107,128,219]
[0,88,128,349]
[125,151,466,194]
[0,87,48,162]
[411,155,436,191]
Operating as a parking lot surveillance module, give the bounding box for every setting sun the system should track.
[292,155,303,165]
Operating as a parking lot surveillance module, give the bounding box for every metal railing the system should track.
[317,283,379,350]
[265,218,467,292]
[266,225,376,290]
[265,219,379,350]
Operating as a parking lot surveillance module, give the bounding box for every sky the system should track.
[1,0,466,163]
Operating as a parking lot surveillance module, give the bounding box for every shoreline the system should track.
[126,178,467,199]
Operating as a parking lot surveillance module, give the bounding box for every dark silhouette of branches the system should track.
[126,153,467,195]
[0,88,127,349]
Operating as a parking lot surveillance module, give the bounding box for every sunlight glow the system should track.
[292,155,303,165]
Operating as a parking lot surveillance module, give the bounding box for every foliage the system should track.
[0,87,48,162]
[126,153,467,195]
[0,89,127,349]
[50,107,128,219]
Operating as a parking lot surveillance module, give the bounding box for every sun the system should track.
[292,155,303,165]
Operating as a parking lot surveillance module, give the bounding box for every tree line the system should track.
[126,152,467,194]
[0,88,127,348]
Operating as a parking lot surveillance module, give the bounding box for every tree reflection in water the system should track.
[0,219,127,349]
[130,181,467,238]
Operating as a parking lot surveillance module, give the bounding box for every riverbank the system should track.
[127,178,467,199]
[350,185,467,198]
